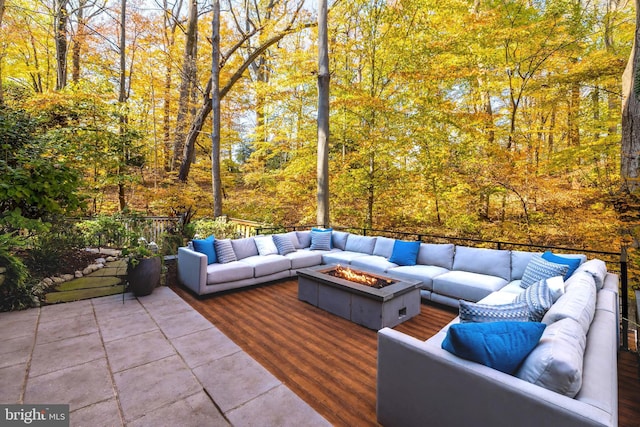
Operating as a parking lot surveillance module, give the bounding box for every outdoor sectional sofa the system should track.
[177,229,619,427]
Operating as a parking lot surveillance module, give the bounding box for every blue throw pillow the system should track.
[388,240,420,266]
[192,236,216,264]
[310,228,333,251]
[442,321,546,374]
[541,251,581,280]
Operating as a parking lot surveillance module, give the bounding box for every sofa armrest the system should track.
[377,328,614,427]
[178,247,207,295]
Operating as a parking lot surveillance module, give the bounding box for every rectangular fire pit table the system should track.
[297,265,421,330]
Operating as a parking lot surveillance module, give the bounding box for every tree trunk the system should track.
[170,0,198,171]
[176,26,308,183]
[71,0,87,83]
[211,0,222,217]
[118,0,127,211]
[621,0,640,193]
[316,0,330,227]
[55,0,69,90]
[0,0,5,104]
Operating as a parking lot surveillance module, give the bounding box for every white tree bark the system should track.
[211,0,222,217]
[316,0,330,227]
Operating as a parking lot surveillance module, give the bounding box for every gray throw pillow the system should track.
[272,234,296,255]
[214,239,237,264]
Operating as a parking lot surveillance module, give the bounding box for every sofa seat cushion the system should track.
[286,250,323,269]
[497,281,525,296]
[240,254,291,277]
[206,261,254,284]
[433,271,508,302]
[386,265,449,291]
[452,246,512,281]
[350,255,398,273]
[322,251,368,265]
[542,271,596,334]
[516,318,586,398]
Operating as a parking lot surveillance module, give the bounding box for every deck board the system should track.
[171,279,640,427]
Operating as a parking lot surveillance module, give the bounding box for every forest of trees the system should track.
[0,0,638,255]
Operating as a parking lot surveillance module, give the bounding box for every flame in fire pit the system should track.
[334,265,379,287]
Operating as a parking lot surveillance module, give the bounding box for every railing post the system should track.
[621,247,629,350]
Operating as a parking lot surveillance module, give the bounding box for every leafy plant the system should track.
[75,214,131,247]
[0,233,33,311]
[26,220,86,276]
[192,217,240,240]
[121,237,161,271]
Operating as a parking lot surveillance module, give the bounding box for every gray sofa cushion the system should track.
[350,255,397,273]
[516,318,586,398]
[285,250,323,270]
[542,271,596,334]
[511,251,539,280]
[332,231,349,250]
[433,271,508,302]
[387,265,449,291]
[344,235,377,254]
[373,237,396,258]
[296,230,311,248]
[322,251,368,265]
[230,237,258,260]
[575,259,607,290]
[417,243,454,270]
[452,246,511,281]
[206,260,253,284]
[240,254,291,277]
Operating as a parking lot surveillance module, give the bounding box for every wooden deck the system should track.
[171,279,640,427]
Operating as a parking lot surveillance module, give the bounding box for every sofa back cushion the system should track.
[511,251,539,280]
[516,318,586,398]
[373,236,396,258]
[296,230,311,248]
[230,237,258,260]
[284,231,301,249]
[542,271,596,334]
[417,243,454,270]
[344,235,377,255]
[452,246,511,281]
[332,231,350,250]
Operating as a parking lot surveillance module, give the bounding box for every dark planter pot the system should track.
[128,257,161,296]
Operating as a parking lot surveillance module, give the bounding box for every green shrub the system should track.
[27,221,85,276]
[75,214,130,247]
[192,217,240,240]
[0,233,33,311]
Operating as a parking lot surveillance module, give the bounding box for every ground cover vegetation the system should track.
[1,0,640,307]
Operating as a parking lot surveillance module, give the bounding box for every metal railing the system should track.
[257,224,631,350]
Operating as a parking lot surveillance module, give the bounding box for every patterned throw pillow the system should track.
[515,278,554,322]
[459,300,530,323]
[272,234,296,255]
[520,255,569,289]
[310,229,332,251]
[214,239,237,264]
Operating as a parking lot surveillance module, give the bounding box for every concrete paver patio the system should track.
[0,286,330,426]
